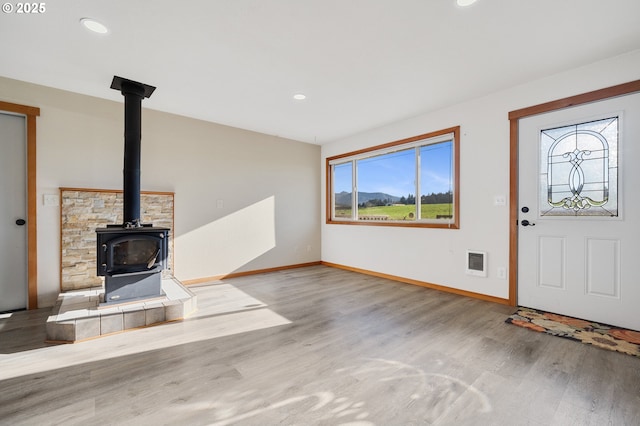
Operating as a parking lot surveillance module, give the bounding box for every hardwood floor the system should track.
[1,265,639,425]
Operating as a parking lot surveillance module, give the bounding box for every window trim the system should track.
[326,126,460,229]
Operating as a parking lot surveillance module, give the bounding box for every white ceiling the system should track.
[1,0,639,144]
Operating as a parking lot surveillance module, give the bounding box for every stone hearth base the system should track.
[46,277,197,343]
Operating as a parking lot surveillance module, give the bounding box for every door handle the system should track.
[15,219,26,226]
[521,219,535,227]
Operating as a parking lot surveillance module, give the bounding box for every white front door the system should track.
[518,92,640,331]
[0,112,28,312]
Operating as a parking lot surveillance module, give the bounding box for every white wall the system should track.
[2,50,638,308]
[321,50,640,300]
[0,77,321,307]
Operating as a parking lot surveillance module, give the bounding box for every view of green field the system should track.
[335,203,453,220]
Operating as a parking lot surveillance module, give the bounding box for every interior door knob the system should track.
[521,219,535,227]
[15,219,26,226]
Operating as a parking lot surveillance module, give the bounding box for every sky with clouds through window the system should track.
[333,141,453,199]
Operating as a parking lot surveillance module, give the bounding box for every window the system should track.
[539,116,618,217]
[327,127,459,228]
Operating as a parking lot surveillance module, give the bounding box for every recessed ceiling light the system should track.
[293,93,307,100]
[80,18,109,34]
[456,0,478,6]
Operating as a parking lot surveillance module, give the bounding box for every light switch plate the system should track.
[43,194,59,206]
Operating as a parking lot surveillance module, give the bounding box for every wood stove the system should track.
[96,76,169,305]
[96,225,168,303]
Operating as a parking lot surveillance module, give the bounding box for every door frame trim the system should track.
[507,80,640,306]
[0,101,40,309]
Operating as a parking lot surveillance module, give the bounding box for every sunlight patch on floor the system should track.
[0,283,290,381]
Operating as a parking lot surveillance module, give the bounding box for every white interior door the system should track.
[518,92,640,331]
[0,112,28,312]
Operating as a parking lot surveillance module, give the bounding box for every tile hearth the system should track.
[46,277,197,343]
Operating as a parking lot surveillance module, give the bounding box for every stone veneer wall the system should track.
[60,188,174,291]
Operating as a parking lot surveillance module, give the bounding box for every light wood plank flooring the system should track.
[1,265,639,425]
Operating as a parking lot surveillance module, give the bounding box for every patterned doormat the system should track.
[506,307,640,358]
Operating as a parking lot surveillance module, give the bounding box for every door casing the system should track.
[508,80,640,306]
[0,101,39,309]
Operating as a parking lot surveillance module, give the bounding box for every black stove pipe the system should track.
[110,76,156,227]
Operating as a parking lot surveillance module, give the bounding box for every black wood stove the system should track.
[96,76,169,305]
